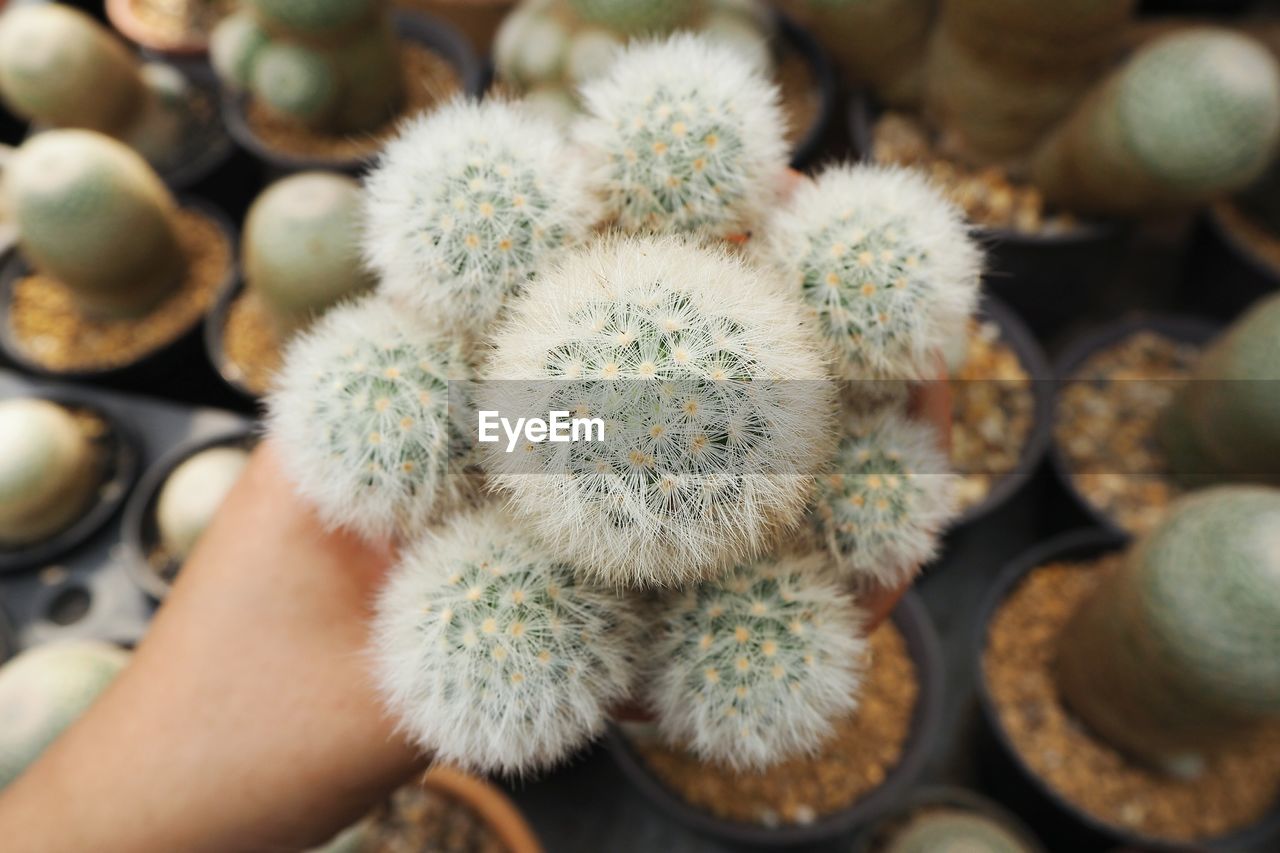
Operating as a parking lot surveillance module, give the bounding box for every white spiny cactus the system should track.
[362,99,597,337]
[814,411,957,589]
[576,34,788,238]
[267,296,472,542]
[757,164,981,381]
[372,504,640,774]
[649,552,866,770]
[483,234,835,587]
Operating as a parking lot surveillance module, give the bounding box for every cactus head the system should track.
[243,0,381,39]
[267,296,472,542]
[0,4,146,137]
[494,5,570,88]
[0,399,100,547]
[648,552,866,770]
[567,0,703,34]
[3,130,184,319]
[577,34,788,239]
[156,446,250,562]
[372,504,640,774]
[210,10,270,90]
[1056,486,1280,774]
[813,411,957,589]
[757,164,981,382]
[880,810,1037,853]
[243,172,375,337]
[363,99,596,337]
[484,235,834,587]
[250,41,339,129]
[0,641,130,790]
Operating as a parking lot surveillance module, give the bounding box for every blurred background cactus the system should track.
[1031,28,1280,216]
[1055,487,1280,776]
[155,445,249,562]
[1159,292,1280,486]
[0,399,100,547]
[242,172,374,338]
[874,809,1039,853]
[0,3,205,170]
[211,0,403,134]
[0,641,130,790]
[2,130,185,320]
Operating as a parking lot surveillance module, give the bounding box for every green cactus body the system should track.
[1158,293,1280,486]
[1032,29,1280,216]
[881,810,1035,853]
[0,4,148,137]
[793,0,932,107]
[210,11,270,91]
[1055,487,1280,774]
[156,446,250,562]
[925,0,1134,165]
[0,399,100,547]
[243,172,375,336]
[0,642,130,789]
[244,0,381,41]
[494,5,570,88]
[567,0,702,34]
[3,131,185,319]
[251,42,340,128]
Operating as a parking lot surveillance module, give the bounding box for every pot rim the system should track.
[419,765,544,853]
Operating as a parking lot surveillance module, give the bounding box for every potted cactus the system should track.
[493,0,836,167]
[0,640,130,791]
[977,488,1280,849]
[0,129,236,389]
[258,33,972,843]
[210,0,485,173]
[206,171,375,400]
[0,3,232,189]
[850,787,1046,853]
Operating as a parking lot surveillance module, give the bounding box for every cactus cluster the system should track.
[0,4,198,170]
[268,297,472,542]
[362,99,596,337]
[0,399,100,547]
[2,130,185,320]
[483,235,834,587]
[757,164,981,382]
[1056,487,1280,775]
[243,172,375,338]
[156,446,250,562]
[0,641,130,790]
[210,0,402,134]
[649,553,866,769]
[264,35,973,776]
[577,36,787,238]
[813,412,956,589]
[372,505,640,774]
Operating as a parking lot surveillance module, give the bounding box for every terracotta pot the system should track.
[420,766,543,853]
[106,0,210,57]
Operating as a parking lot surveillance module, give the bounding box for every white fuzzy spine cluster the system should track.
[267,296,470,542]
[484,234,834,587]
[757,164,981,381]
[814,411,957,588]
[649,552,866,770]
[372,505,640,774]
[576,35,788,238]
[362,99,597,337]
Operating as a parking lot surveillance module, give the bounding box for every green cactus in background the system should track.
[0,641,130,790]
[1032,28,1280,216]
[880,810,1038,853]
[0,399,101,547]
[243,172,375,337]
[2,130,185,319]
[1159,293,1280,487]
[1055,487,1280,775]
[925,0,1135,165]
[0,4,198,169]
[567,0,703,33]
[210,0,402,134]
[156,446,250,562]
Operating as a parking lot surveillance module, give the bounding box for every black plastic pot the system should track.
[776,11,836,171]
[1182,204,1279,322]
[849,785,1047,853]
[972,528,1280,852]
[0,198,240,404]
[121,426,257,600]
[605,589,945,847]
[847,92,1130,343]
[221,11,486,176]
[0,390,140,575]
[948,295,1054,533]
[1049,315,1220,535]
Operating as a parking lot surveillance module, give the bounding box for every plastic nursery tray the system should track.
[0,369,250,652]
